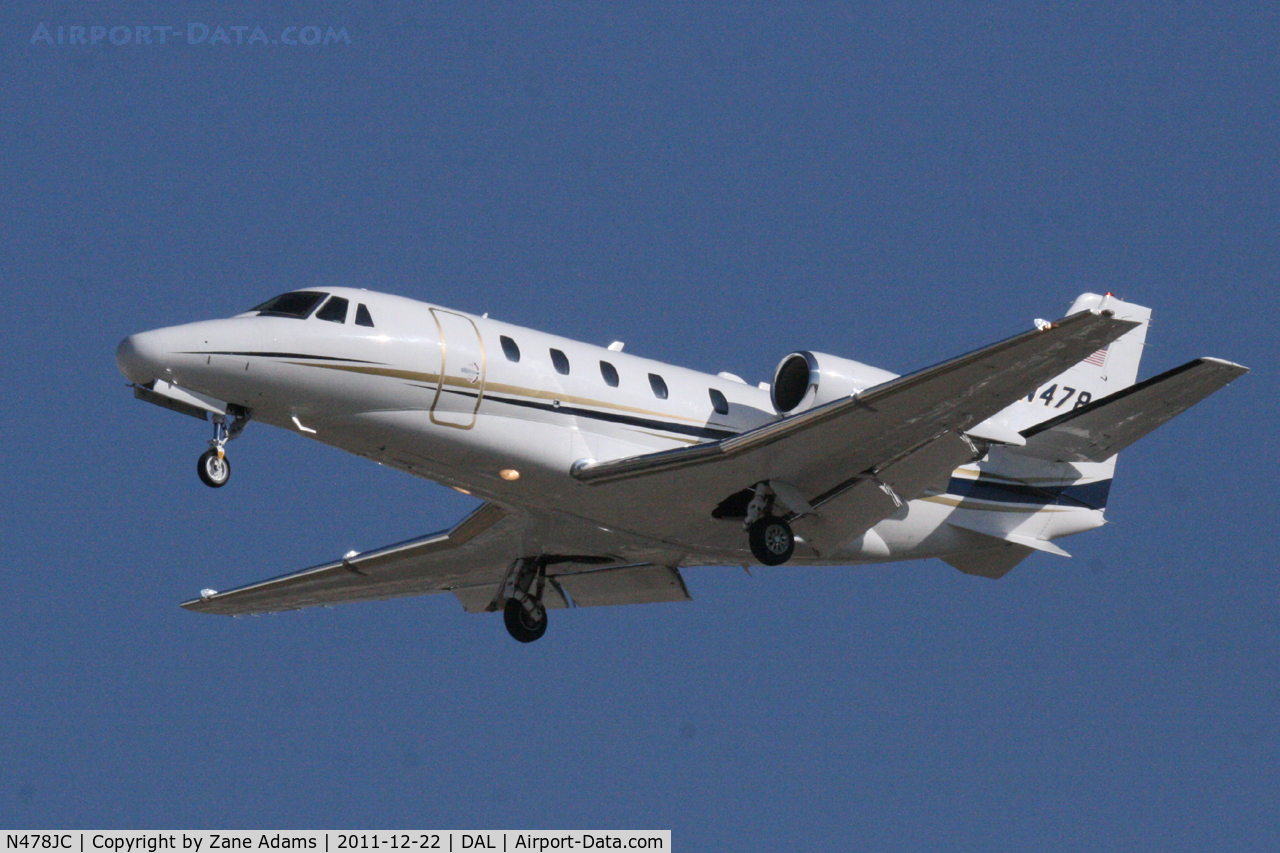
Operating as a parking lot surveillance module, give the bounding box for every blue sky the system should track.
[2,2,1276,848]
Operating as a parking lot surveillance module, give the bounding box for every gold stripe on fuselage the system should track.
[286,361,711,425]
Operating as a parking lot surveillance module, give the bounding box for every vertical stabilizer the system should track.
[996,293,1151,436]
[936,293,1245,575]
[952,294,1152,533]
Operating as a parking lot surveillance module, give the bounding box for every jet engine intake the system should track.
[770,351,899,415]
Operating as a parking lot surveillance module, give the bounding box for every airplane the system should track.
[116,289,1247,642]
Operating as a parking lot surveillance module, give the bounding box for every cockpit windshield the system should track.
[251,291,327,318]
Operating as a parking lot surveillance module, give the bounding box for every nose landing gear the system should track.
[197,448,231,488]
[197,407,250,488]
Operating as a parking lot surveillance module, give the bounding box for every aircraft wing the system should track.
[572,309,1140,555]
[1017,357,1250,463]
[181,502,691,616]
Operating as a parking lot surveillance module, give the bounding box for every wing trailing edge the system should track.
[181,503,518,615]
[181,502,693,617]
[451,563,691,613]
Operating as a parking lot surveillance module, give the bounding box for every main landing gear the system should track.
[196,407,250,488]
[748,516,795,566]
[493,556,550,643]
[744,483,795,566]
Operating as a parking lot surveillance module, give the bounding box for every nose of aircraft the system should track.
[116,331,166,384]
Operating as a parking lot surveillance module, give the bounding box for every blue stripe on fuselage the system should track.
[946,476,1111,510]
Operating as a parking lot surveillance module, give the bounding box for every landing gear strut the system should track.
[197,406,250,488]
[744,482,795,566]
[494,556,549,643]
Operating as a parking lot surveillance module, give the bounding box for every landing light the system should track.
[499,468,521,481]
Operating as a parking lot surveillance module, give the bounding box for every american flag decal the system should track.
[1083,347,1108,367]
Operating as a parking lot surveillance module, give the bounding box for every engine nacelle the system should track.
[770,351,899,414]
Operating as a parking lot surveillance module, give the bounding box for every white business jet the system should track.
[116,290,1246,642]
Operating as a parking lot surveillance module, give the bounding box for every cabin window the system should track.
[316,296,349,323]
[600,361,620,387]
[501,336,521,362]
[649,373,668,400]
[355,304,375,327]
[550,348,570,375]
[709,388,729,415]
[252,291,326,319]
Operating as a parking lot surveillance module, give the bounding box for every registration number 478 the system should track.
[1027,384,1093,410]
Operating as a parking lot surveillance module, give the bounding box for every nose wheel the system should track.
[197,407,250,488]
[197,449,231,488]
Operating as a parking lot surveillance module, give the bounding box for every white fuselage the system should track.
[117,287,1107,568]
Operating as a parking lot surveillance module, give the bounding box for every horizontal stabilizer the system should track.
[947,518,1072,557]
[1018,358,1249,463]
[1004,533,1071,557]
[941,543,1035,579]
[943,516,1073,579]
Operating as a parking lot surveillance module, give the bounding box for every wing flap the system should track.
[1019,357,1249,463]
[556,564,692,607]
[794,431,977,554]
[452,564,691,612]
[451,581,571,613]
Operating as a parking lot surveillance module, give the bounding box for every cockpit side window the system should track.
[355,304,375,327]
[709,388,729,415]
[252,291,327,319]
[316,296,349,323]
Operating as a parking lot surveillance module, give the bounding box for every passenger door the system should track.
[429,308,487,429]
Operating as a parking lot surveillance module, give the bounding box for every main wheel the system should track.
[197,449,231,488]
[503,597,548,643]
[749,516,795,566]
